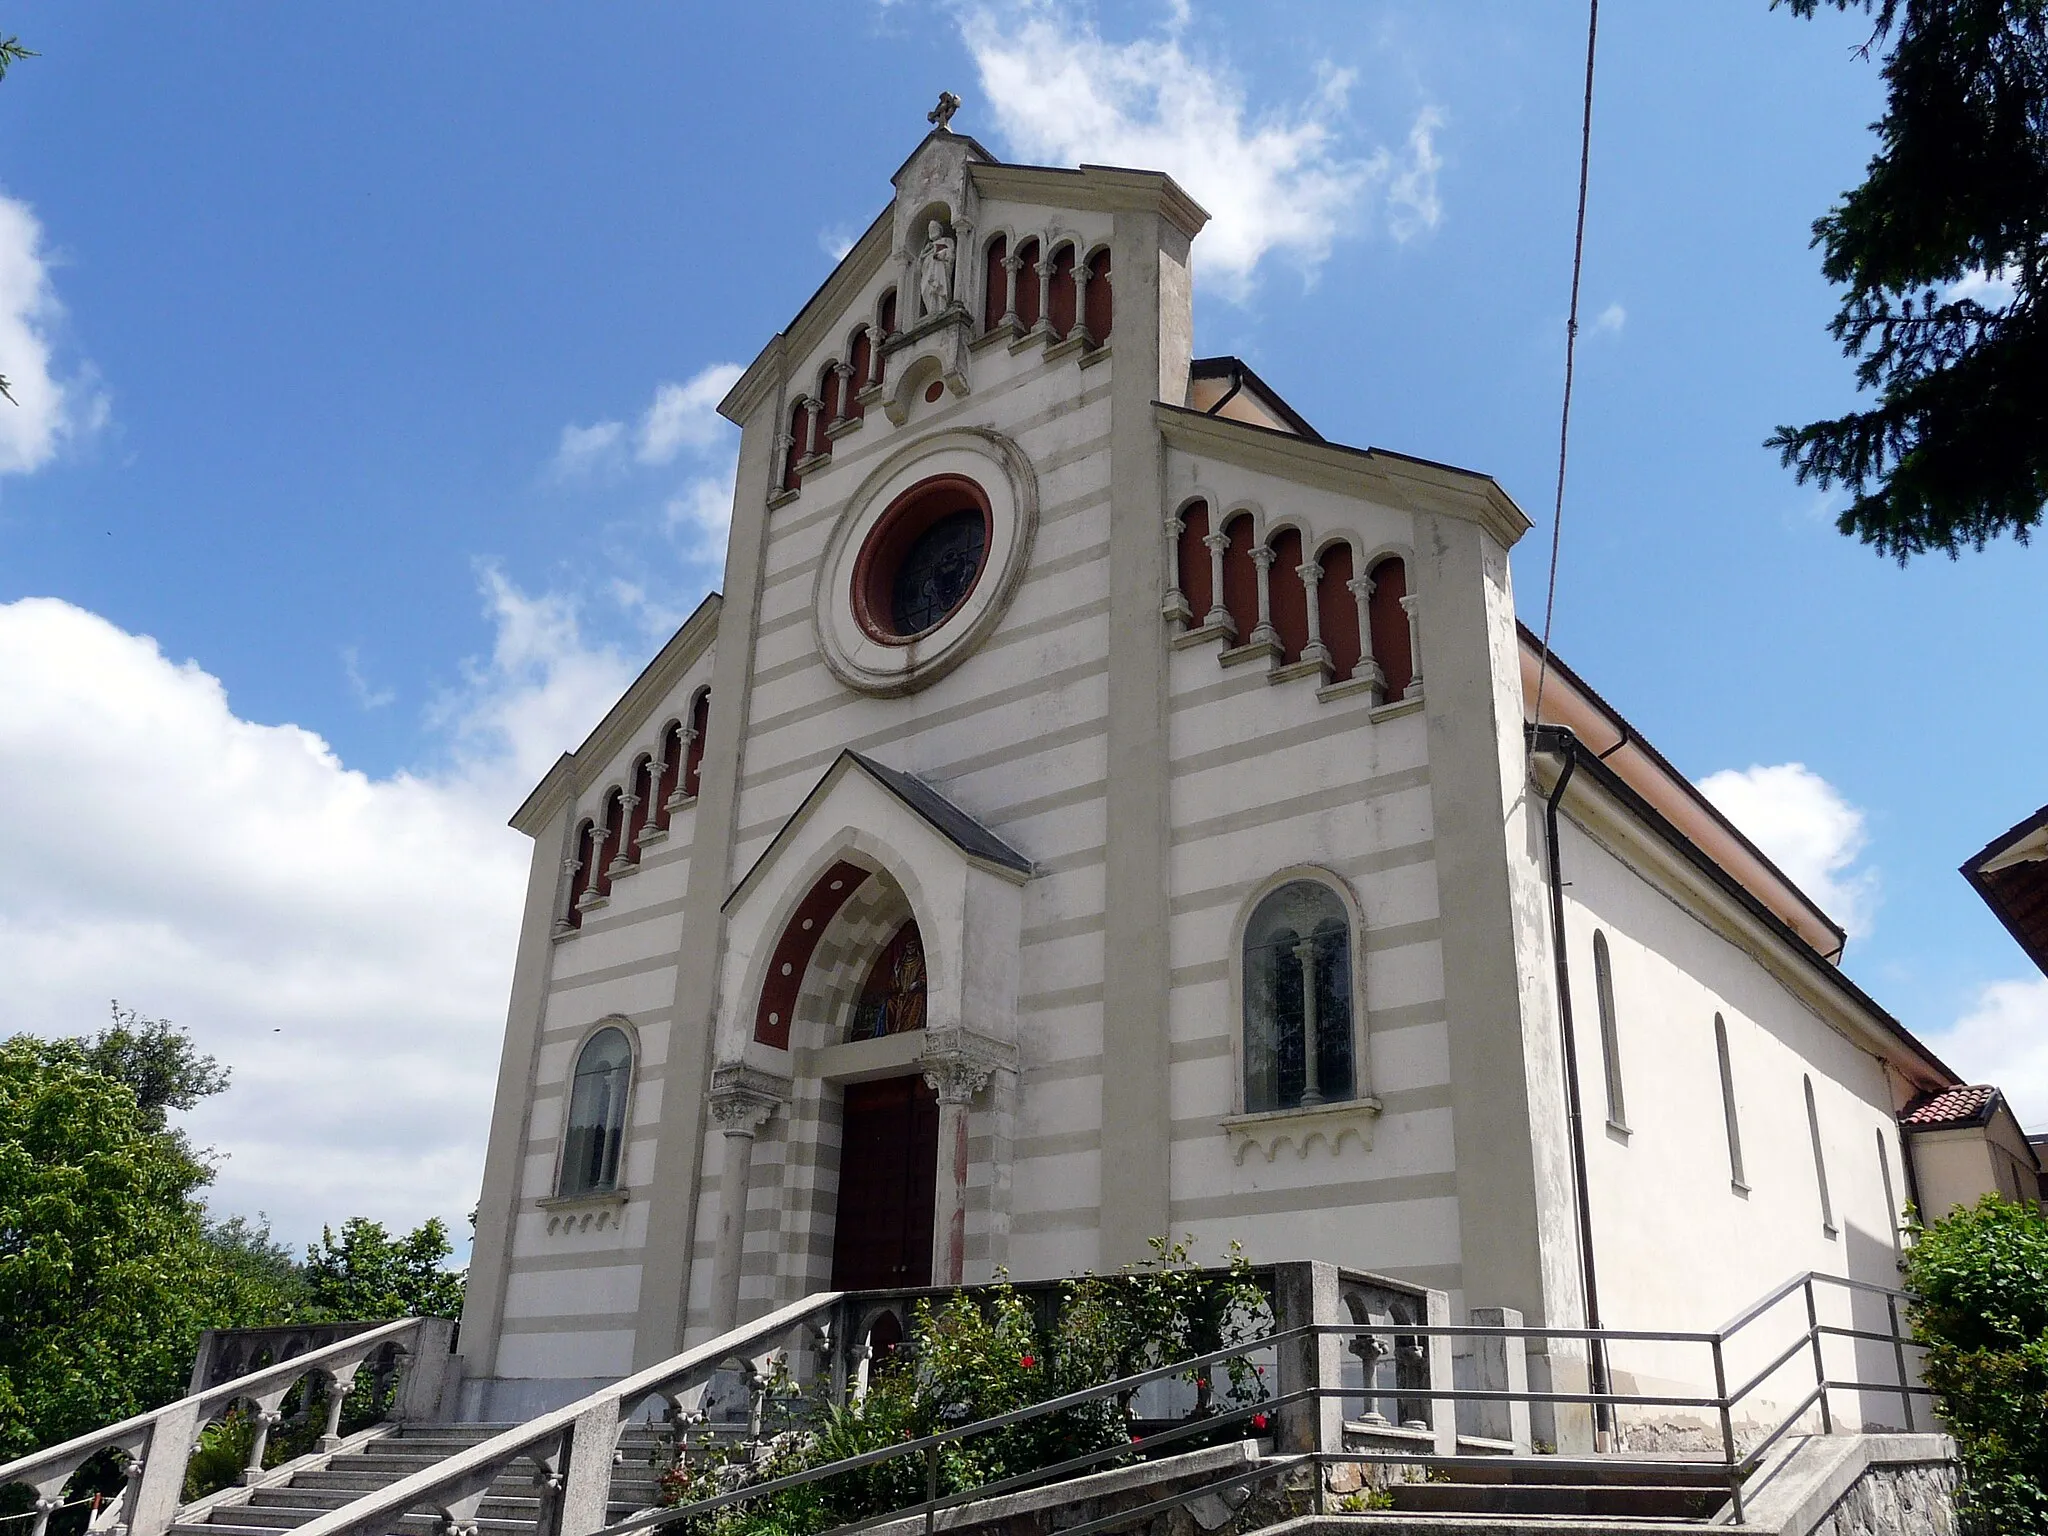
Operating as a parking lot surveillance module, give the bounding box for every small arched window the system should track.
[1176,500,1213,628]
[848,920,927,1041]
[1013,240,1042,331]
[847,329,873,413]
[1591,931,1627,1131]
[783,397,810,492]
[560,1026,632,1195]
[1220,513,1258,641]
[1804,1075,1837,1237]
[819,363,842,433]
[1316,541,1361,680]
[982,234,1009,332]
[1367,557,1412,700]
[1267,528,1309,664]
[1047,244,1078,339]
[1714,1014,1746,1190]
[1243,879,1356,1113]
[878,288,898,339]
[682,689,709,800]
[1084,248,1112,343]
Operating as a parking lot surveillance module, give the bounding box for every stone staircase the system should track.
[173,1423,677,1536]
[1373,1459,1733,1522]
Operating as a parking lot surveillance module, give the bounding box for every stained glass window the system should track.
[560,1026,632,1195]
[849,921,927,1041]
[1242,881,1354,1113]
[890,509,985,636]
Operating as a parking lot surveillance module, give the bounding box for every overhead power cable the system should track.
[1529,0,1601,752]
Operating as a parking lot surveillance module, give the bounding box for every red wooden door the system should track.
[830,1076,939,1290]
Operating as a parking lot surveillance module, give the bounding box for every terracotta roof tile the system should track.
[1900,1084,2001,1129]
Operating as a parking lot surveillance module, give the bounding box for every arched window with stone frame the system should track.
[1314,537,1363,681]
[558,1023,634,1196]
[1012,239,1042,331]
[1239,873,1363,1114]
[782,396,810,492]
[844,328,871,421]
[561,816,597,929]
[1219,511,1259,642]
[651,718,685,834]
[623,752,656,864]
[1174,497,1213,630]
[982,233,1010,332]
[1265,526,1310,664]
[818,360,843,435]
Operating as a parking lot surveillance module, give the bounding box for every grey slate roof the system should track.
[846,752,1032,875]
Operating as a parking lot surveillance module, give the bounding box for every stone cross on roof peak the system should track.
[927,91,962,132]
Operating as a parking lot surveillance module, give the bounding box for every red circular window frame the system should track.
[850,474,994,645]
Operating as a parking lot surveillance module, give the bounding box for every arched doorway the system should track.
[830,919,936,1289]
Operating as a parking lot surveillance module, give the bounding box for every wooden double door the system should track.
[830,1075,939,1290]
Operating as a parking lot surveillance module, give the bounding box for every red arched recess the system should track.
[1176,500,1212,627]
[1047,245,1078,338]
[683,690,710,798]
[624,755,654,863]
[1267,529,1308,664]
[1221,513,1259,642]
[878,289,897,338]
[653,721,683,832]
[564,818,595,926]
[1368,557,1412,700]
[783,399,809,492]
[1317,543,1361,680]
[754,860,873,1048]
[982,235,1008,331]
[847,331,871,417]
[593,789,623,899]
[1013,240,1042,331]
[1084,249,1112,343]
[819,365,841,433]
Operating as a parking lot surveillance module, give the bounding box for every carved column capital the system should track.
[1202,530,1231,554]
[916,1029,1017,1106]
[1250,544,1278,571]
[708,1063,789,1137]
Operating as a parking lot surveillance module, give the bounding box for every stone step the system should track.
[284,1469,543,1498]
[245,1488,543,1519]
[1431,1460,1738,1489]
[174,1510,537,1536]
[1386,1482,1728,1520]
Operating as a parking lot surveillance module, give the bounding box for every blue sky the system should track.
[1,1,2041,1248]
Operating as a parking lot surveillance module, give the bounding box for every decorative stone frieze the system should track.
[1220,1097,1383,1164]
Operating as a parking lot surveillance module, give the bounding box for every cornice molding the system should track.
[508,593,722,836]
[970,162,1210,238]
[1154,404,1532,551]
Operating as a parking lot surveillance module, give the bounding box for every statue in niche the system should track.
[917,219,956,319]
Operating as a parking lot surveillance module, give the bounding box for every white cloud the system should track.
[1927,977,2048,1133]
[958,3,1441,296]
[634,364,743,466]
[341,646,395,710]
[819,226,859,262]
[0,191,102,475]
[1947,265,2017,308]
[1591,301,1626,336]
[1696,762,1878,940]
[552,419,626,477]
[0,581,637,1251]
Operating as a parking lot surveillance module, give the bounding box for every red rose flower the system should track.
[1251,1413,1269,1431]
[1019,1355,1036,1369]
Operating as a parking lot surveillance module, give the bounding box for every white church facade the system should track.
[452,127,1967,1422]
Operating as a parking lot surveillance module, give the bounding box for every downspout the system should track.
[1204,361,1245,417]
[1530,722,1612,1442]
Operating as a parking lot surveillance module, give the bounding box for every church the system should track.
[450,121,1975,1423]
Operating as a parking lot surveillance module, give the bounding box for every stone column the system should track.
[1248,545,1280,649]
[1203,530,1233,632]
[1034,246,1054,332]
[1162,514,1189,622]
[668,726,699,811]
[999,255,1022,328]
[1347,573,1387,695]
[801,397,823,460]
[918,1032,1013,1287]
[636,755,668,847]
[1294,939,1324,1106]
[607,792,639,877]
[1297,558,1331,669]
[1071,261,1092,344]
[707,1066,786,1335]
[952,218,975,320]
[832,361,856,419]
[574,822,606,910]
[1400,593,1425,694]
[771,432,794,494]
[554,848,583,935]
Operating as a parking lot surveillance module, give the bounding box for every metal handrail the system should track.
[0,1316,439,1536]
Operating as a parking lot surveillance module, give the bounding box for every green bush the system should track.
[656,1239,1272,1536]
[1903,1195,2048,1536]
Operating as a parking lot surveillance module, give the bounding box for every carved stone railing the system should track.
[0,1316,455,1536]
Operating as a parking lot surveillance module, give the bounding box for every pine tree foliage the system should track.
[1770,0,2048,560]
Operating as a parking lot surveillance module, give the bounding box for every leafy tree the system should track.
[1903,1194,2048,1534]
[72,1003,231,1131]
[304,1217,465,1322]
[0,1036,279,1461]
[1768,1,2048,560]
